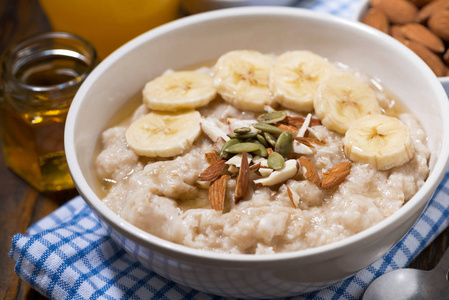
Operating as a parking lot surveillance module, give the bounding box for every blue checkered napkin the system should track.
[295,0,364,20]
[9,168,449,300]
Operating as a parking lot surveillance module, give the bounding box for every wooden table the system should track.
[1,0,448,299]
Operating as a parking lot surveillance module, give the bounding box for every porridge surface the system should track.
[95,50,430,254]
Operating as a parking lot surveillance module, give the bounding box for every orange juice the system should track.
[39,0,180,59]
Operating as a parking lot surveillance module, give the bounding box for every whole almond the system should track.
[428,10,449,41]
[391,25,407,43]
[371,0,418,24]
[401,23,445,53]
[234,151,249,203]
[410,0,435,8]
[362,8,390,34]
[405,40,448,76]
[299,157,321,187]
[199,158,227,181]
[416,0,449,22]
[209,174,230,211]
[444,48,449,65]
[321,162,351,190]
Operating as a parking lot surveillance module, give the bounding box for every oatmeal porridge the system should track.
[95,50,430,254]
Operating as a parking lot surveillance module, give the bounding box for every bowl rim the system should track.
[66,6,449,263]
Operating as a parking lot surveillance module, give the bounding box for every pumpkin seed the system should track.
[253,122,284,134]
[226,142,260,153]
[253,140,268,157]
[268,152,285,170]
[256,134,269,147]
[235,132,257,140]
[275,131,293,157]
[258,111,287,124]
[263,132,277,147]
[220,138,240,159]
[234,127,252,134]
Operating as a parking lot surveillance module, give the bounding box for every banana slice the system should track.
[214,50,275,112]
[344,114,414,170]
[143,71,216,112]
[314,72,381,134]
[126,110,201,157]
[269,51,337,112]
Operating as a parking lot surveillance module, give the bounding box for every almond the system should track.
[205,152,220,164]
[371,0,418,24]
[209,174,230,211]
[298,157,320,187]
[286,186,300,209]
[428,10,449,41]
[284,116,321,127]
[416,0,449,23]
[234,151,249,203]
[249,162,261,172]
[410,0,435,8]
[277,124,298,133]
[401,23,445,53]
[391,25,407,43]
[321,162,351,190]
[444,48,449,65]
[362,7,390,34]
[199,158,227,181]
[405,40,448,76]
[294,137,315,148]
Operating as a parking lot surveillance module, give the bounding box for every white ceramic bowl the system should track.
[65,7,449,298]
[353,0,449,96]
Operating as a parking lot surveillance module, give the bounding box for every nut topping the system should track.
[299,157,321,187]
[199,159,227,181]
[209,174,230,211]
[321,162,352,190]
[234,152,250,203]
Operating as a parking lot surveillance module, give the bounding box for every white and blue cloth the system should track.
[9,0,449,299]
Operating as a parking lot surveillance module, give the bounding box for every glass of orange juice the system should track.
[39,0,180,59]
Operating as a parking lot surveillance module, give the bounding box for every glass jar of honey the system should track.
[0,32,97,192]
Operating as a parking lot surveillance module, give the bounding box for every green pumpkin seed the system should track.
[256,134,269,147]
[268,152,285,170]
[226,142,260,153]
[234,127,252,134]
[275,131,293,157]
[257,111,287,124]
[263,132,277,147]
[235,132,257,140]
[253,140,268,157]
[220,138,240,159]
[253,122,284,134]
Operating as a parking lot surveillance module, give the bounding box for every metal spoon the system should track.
[363,248,449,300]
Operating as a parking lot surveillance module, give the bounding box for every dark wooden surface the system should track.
[1,0,448,299]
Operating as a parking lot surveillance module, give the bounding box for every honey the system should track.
[0,32,97,192]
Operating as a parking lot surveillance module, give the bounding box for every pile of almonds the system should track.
[362,0,449,77]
